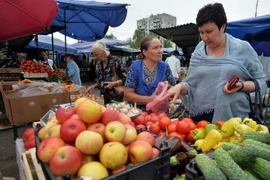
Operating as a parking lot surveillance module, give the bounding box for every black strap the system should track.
[248,80,264,124]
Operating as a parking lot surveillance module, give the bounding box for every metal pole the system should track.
[255,0,259,17]
[64,9,67,55]
[51,33,55,67]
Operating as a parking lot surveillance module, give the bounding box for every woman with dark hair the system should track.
[124,36,176,107]
[163,3,267,123]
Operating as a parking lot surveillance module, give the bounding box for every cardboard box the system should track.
[2,91,70,125]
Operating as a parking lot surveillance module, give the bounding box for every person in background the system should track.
[162,3,267,123]
[87,41,127,104]
[124,36,176,109]
[165,50,181,81]
[64,54,82,86]
[40,51,56,70]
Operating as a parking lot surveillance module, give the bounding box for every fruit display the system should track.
[30,98,169,179]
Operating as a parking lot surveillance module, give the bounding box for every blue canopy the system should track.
[25,35,78,54]
[227,14,270,56]
[53,0,128,41]
[71,38,130,54]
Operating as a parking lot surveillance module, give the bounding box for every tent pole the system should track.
[51,33,55,67]
[64,9,67,55]
[35,34,39,62]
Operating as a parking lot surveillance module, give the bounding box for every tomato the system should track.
[141,112,149,117]
[215,120,226,128]
[184,121,197,130]
[150,112,158,117]
[145,121,153,127]
[186,130,195,143]
[168,123,177,134]
[133,115,146,125]
[196,120,209,129]
[144,115,152,122]
[168,132,184,140]
[22,128,35,142]
[158,112,168,119]
[149,123,161,135]
[176,120,190,134]
[181,117,194,123]
[150,115,160,123]
[159,117,171,130]
[172,120,179,125]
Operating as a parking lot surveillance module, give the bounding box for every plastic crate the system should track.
[185,159,202,180]
[34,127,171,180]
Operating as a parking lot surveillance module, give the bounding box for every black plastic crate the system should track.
[34,126,171,180]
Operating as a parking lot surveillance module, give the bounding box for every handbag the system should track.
[248,79,264,124]
[112,60,124,97]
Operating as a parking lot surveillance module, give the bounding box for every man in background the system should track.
[165,50,181,82]
[40,51,56,70]
[64,54,82,85]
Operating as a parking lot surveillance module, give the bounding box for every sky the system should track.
[53,0,270,44]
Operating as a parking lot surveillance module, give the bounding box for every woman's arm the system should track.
[124,87,155,105]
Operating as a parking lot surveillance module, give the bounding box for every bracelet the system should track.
[238,81,244,92]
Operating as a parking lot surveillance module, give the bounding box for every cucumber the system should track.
[244,170,258,180]
[195,154,226,180]
[251,157,270,180]
[221,142,241,151]
[214,148,251,180]
[242,132,270,144]
[244,139,270,161]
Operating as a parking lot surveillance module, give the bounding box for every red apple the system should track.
[128,140,153,164]
[119,112,132,124]
[87,123,106,137]
[76,99,103,124]
[101,109,120,125]
[104,121,126,142]
[69,114,81,121]
[152,147,160,158]
[60,118,86,144]
[75,130,104,155]
[99,142,128,170]
[136,131,155,146]
[37,137,65,163]
[121,124,137,145]
[49,145,83,176]
[55,106,76,123]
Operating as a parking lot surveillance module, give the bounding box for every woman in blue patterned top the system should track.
[124,36,176,108]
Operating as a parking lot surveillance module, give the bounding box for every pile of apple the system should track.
[35,97,159,179]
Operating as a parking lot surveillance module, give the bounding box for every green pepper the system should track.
[204,124,219,136]
[193,128,206,141]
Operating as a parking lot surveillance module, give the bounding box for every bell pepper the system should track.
[204,124,219,136]
[193,139,204,151]
[220,118,240,138]
[193,128,206,141]
[254,124,269,133]
[201,129,223,152]
[242,118,257,128]
[221,136,231,142]
[229,135,243,143]
[233,124,255,135]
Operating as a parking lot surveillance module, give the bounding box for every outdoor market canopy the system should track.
[52,0,128,41]
[25,35,78,54]
[71,38,130,54]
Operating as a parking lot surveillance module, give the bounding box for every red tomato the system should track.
[158,112,168,119]
[172,120,179,125]
[184,120,197,130]
[168,123,177,134]
[176,120,190,134]
[150,112,158,117]
[133,115,146,125]
[144,115,152,122]
[145,121,153,127]
[159,117,171,130]
[150,115,160,123]
[196,120,209,129]
[181,117,194,123]
[22,128,35,142]
[186,130,195,144]
[141,112,149,117]
[149,123,161,135]
[136,124,146,130]
[168,132,184,140]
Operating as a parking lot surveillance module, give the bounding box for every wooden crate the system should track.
[22,148,46,180]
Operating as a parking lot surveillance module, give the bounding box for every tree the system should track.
[105,33,117,39]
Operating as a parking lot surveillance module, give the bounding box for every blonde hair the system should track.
[92,41,110,56]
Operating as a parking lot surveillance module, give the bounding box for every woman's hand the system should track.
[162,84,183,101]
[87,84,97,93]
[223,81,243,94]
[104,81,116,89]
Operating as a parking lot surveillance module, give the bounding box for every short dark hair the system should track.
[171,50,180,56]
[196,3,227,30]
